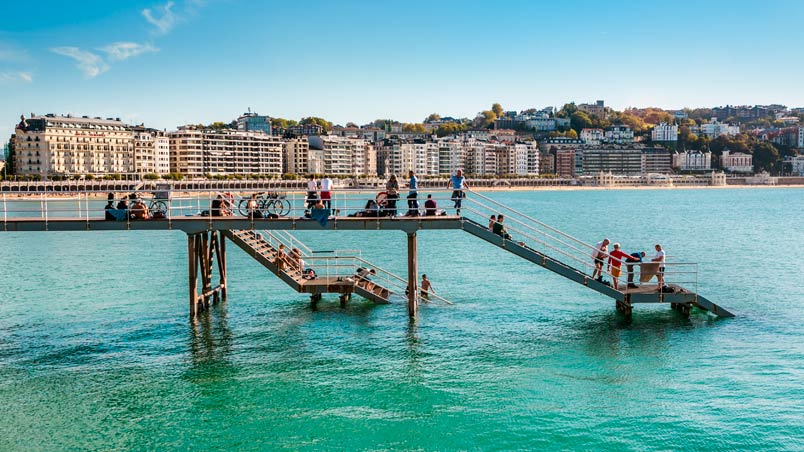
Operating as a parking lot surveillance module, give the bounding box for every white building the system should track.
[14,114,135,177]
[720,150,753,173]
[169,127,283,177]
[785,155,804,176]
[604,125,634,144]
[651,123,678,142]
[580,128,604,144]
[672,151,711,171]
[307,135,375,176]
[701,118,740,138]
[133,127,170,175]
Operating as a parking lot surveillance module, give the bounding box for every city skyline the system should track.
[2,0,804,140]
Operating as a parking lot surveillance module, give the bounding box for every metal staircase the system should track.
[460,190,734,317]
[223,229,452,306]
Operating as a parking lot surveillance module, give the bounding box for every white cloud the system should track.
[0,43,29,62]
[101,42,159,61]
[50,47,109,78]
[142,1,176,35]
[0,71,33,83]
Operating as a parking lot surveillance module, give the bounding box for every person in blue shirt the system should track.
[448,169,469,215]
[406,170,419,216]
[625,250,646,288]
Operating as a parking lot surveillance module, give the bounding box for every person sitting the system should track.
[129,197,150,220]
[274,244,289,271]
[211,195,224,216]
[355,267,377,292]
[349,199,380,218]
[488,215,496,230]
[492,214,512,240]
[105,193,116,220]
[424,194,437,216]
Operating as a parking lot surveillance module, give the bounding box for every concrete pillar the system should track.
[407,232,418,318]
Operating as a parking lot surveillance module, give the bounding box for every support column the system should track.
[217,231,228,302]
[407,232,418,318]
[188,234,198,318]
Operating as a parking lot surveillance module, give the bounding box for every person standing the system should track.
[625,251,646,288]
[247,193,261,220]
[306,175,318,209]
[385,174,400,217]
[606,243,631,290]
[591,238,610,281]
[448,169,468,215]
[420,274,435,302]
[406,170,419,216]
[320,175,333,210]
[652,244,666,290]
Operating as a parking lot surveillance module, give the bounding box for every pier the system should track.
[0,188,734,319]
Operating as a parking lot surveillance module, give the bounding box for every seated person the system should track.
[492,214,512,240]
[355,267,377,291]
[349,199,380,218]
[130,198,150,220]
[210,195,230,216]
[424,194,437,216]
[104,193,116,221]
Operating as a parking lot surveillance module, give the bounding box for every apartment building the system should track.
[169,127,283,177]
[555,149,576,178]
[582,148,643,176]
[604,125,634,144]
[283,137,310,174]
[672,151,712,171]
[580,128,604,144]
[307,136,375,176]
[700,119,740,138]
[651,122,678,142]
[133,127,170,174]
[13,114,135,177]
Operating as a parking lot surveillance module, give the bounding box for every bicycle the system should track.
[238,192,291,217]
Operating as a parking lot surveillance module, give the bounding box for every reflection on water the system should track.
[187,304,234,379]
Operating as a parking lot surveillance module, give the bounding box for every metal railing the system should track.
[459,189,699,296]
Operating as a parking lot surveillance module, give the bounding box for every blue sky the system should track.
[2,0,804,139]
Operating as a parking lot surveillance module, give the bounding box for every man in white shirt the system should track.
[320,175,333,210]
[652,243,666,289]
[306,176,318,208]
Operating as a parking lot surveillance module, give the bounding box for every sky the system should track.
[2,0,804,140]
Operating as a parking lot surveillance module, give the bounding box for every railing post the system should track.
[407,232,418,318]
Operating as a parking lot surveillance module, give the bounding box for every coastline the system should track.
[1,182,802,199]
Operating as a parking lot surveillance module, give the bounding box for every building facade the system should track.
[700,119,740,138]
[14,115,135,177]
[236,112,271,135]
[651,123,678,142]
[582,149,642,176]
[169,127,283,177]
[720,150,753,173]
[133,127,170,174]
[604,125,634,144]
[672,151,712,171]
[555,149,576,178]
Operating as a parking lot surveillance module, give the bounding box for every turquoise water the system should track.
[1,188,803,451]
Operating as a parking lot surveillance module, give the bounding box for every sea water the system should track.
[0,188,803,451]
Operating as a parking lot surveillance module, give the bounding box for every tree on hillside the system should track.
[272,118,298,129]
[435,123,467,137]
[555,102,578,118]
[403,123,427,133]
[425,113,441,123]
[752,142,780,173]
[492,103,504,118]
[300,116,333,132]
[208,121,230,130]
[569,111,593,132]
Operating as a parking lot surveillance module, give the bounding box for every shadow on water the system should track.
[566,307,721,359]
[403,320,424,383]
[184,303,236,383]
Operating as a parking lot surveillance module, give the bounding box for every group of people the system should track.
[272,243,316,279]
[305,175,333,210]
[354,267,436,302]
[591,239,666,291]
[104,193,156,221]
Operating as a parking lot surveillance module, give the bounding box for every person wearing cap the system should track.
[607,243,631,290]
